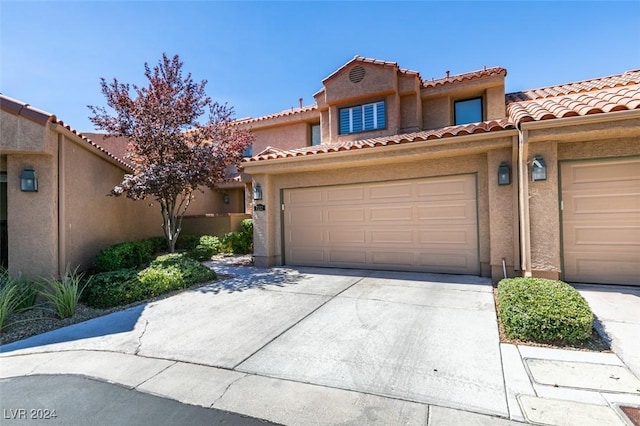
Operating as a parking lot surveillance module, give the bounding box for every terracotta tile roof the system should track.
[0,94,131,169]
[244,119,513,162]
[422,67,507,89]
[233,104,317,125]
[506,69,640,102]
[507,84,640,125]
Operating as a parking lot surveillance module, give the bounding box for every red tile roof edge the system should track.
[1,94,131,169]
[243,119,514,163]
[506,69,640,102]
[422,67,507,88]
[233,104,318,125]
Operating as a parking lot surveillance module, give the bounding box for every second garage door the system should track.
[561,157,640,285]
[283,174,479,274]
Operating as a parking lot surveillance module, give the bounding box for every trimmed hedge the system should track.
[93,239,158,272]
[187,235,221,261]
[497,278,593,343]
[84,253,216,308]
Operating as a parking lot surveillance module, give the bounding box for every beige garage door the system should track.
[561,157,640,285]
[283,174,479,274]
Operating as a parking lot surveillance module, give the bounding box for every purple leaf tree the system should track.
[89,53,254,253]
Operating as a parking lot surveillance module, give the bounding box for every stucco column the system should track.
[7,153,58,279]
[252,174,277,267]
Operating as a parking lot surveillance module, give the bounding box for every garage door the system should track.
[283,174,479,274]
[561,157,640,285]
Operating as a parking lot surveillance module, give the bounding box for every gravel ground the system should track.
[0,254,253,346]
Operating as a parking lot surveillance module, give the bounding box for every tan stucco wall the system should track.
[486,86,506,120]
[422,97,451,130]
[487,147,518,279]
[251,123,309,154]
[252,151,512,279]
[322,64,396,105]
[7,153,58,278]
[181,213,251,236]
[61,134,161,272]
[0,110,55,154]
[400,94,421,132]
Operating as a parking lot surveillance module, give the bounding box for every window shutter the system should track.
[363,104,374,130]
[376,101,386,128]
[339,108,350,134]
[352,105,363,133]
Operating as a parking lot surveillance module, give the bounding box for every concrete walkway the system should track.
[1,263,639,425]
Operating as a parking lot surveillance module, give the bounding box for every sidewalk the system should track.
[1,264,638,425]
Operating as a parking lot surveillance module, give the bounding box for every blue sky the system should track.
[1,1,639,132]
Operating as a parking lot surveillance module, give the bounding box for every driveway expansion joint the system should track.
[231,276,367,370]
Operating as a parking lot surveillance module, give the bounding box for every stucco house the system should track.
[0,96,248,278]
[240,56,640,286]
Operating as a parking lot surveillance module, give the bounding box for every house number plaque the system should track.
[254,204,266,211]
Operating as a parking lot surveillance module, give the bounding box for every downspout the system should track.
[517,128,532,277]
[57,131,66,278]
[511,134,520,274]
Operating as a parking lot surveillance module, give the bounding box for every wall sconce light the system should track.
[222,193,230,204]
[531,156,547,182]
[498,162,511,186]
[20,167,38,192]
[253,183,263,201]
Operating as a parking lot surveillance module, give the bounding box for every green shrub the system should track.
[220,219,253,254]
[82,269,141,308]
[84,253,217,309]
[497,278,593,343]
[39,267,88,319]
[175,234,200,251]
[187,235,221,261]
[94,240,156,272]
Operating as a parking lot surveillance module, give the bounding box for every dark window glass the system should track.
[454,97,483,125]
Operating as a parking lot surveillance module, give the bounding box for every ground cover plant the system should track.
[497,277,594,343]
[83,252,216,309]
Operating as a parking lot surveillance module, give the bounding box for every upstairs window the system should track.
[454,97,483,125]
[339,100,386,134]
[242,145,253,157]
[310,123,321,146]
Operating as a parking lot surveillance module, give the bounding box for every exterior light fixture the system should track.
[20,167,38,192]
[222,193,230,204]
[498,162,511,186]
[253,183,263,201]
[531,156,547,182]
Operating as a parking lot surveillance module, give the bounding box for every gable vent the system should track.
[349,66,366,83]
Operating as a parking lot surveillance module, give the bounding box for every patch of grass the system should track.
[497,277,593,343]
[84,253,216,309]
[39,267,88,319]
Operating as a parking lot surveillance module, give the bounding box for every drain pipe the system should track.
[502,258,507,279]
[518,128,532,277]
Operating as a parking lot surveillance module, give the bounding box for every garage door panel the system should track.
[369,183,413,199]
[564,226,640,248]
[284,175,479,274]
[566,193,640,216]
[328,250,367,265]
[287,189,323,204]
[417,201,474,221]
[369,206,413,221]
[327,208,366,222]
[327,229,366,244]
[561,158,640,285]
[327,187,364,202]
[568,160,640,186]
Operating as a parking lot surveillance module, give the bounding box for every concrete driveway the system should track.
[1,265,509,421]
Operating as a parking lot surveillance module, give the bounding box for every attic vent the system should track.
[349,66,366,83]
